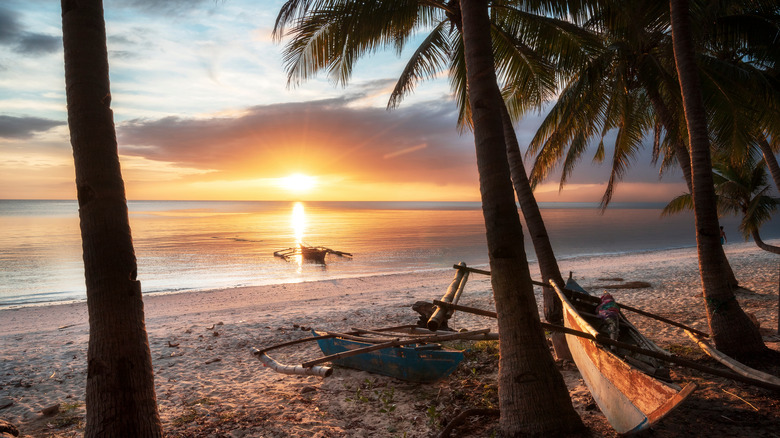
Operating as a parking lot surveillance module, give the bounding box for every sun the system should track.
[278,173,317,193]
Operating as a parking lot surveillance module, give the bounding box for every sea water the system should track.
[1,199,777,308]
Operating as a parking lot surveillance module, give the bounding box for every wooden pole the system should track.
[428,262,468,331]
[432,300,780,392]
[452,264,710,338]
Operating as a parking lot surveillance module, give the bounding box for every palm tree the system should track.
[670,0,765,355]
[273,0,600,358]
[61,0,163,435]
[664,153,780,254]
[458,2,584,433]
[274,0,585,433]
[525,0,780,297]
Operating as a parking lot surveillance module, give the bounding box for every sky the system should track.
[0,0,688,202]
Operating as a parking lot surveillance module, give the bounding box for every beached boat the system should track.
[253,325,494,383]
[313,330,465,383]
[552,279,695,434]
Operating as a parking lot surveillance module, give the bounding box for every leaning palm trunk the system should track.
[459,0,585,434]
[62,0,163,435]
[501,106,570,359]
[752,230,780,255]
[670,0,765,355]
[759,138,780,194]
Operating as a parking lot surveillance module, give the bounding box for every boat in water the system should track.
[273,244,352,264]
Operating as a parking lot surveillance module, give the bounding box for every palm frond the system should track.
[661,192,693,216]
[388,21,451,109]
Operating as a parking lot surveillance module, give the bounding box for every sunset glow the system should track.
[278,174,317,193]
[0,0,690,203]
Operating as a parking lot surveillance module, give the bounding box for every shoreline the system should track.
[3,238,775,312]
[2,243,779,436]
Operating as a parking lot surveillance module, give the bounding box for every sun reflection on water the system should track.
[291,202,305,267]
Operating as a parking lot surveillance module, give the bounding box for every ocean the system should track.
[1,199,777,308]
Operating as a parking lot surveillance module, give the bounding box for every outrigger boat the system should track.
[550,278,695,434]
[252,325,496,383]
[273,244,352,264]
[312,329,465,383]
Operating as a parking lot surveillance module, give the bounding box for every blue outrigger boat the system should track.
[313,330,464,383]
[253,325,494,383]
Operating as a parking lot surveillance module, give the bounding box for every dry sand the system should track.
[1,242,779,437]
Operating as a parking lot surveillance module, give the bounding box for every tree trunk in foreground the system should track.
[460,0,585,435]
[501,106,570,359]
[62,0,163,435]
[670,0,765,355]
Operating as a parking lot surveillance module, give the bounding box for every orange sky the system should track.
[0,2,691,204]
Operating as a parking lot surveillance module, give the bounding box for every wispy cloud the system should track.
[0,115,65,139]
[0,6,60,55]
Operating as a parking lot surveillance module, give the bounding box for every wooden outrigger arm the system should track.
[451,264,710,338]
[433,298,780,392]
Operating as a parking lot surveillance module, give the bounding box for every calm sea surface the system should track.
[2,200,778,308]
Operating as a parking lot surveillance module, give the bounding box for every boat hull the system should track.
[314,332,464,383]
[557,282,694,434]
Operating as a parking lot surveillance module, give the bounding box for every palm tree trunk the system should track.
[670,0,765,355]
[61,1,162,435]
[759,137,780,193]
[752,230,780,255]
[501,106,570,359]
[459,0,584,434]
[647,82,741,289]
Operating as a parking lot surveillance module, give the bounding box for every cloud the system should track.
[117,95,478,186]
[0,6,60,55]
[0,8,21,44]
[16,33,60,54]
[107,0,213,15]
[0,115,66,139]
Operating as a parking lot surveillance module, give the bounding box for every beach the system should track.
[2,243,779,437]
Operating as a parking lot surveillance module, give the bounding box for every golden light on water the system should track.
[292,202,305,245]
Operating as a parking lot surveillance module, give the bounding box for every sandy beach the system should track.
[2,242,779,437]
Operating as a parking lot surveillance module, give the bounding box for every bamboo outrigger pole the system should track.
[451,264,710,338]
[432,300,780,392]
[428,262,469,331]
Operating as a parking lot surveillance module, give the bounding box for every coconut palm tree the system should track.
[523,0,753,293]
[458,2,584,433]
[664,153,780,254]
[61,0,162,435]
[273,0,601,359]
[274,0,586,433]
[670,0,765,355]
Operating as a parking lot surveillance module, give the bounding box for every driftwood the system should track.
[412,301,441,328]
[428,262,469,331]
